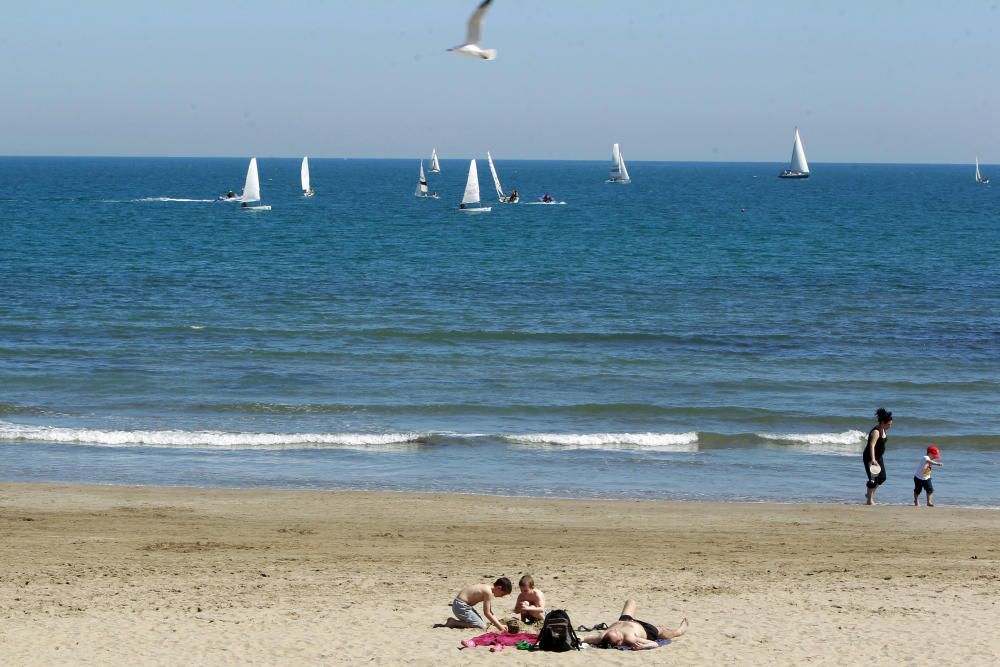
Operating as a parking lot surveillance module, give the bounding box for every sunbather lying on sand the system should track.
[582,598,688,650]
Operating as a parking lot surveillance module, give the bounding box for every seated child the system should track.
[444,577,512,631]
[514,574,546,624]
[914,445,944,507]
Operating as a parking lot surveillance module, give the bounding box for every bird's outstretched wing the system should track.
[464,0,493,46]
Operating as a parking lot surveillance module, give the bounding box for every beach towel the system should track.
[460,632,539,652]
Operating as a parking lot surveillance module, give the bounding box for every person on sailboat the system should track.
[507,188,519,203]
[541,193,553,203]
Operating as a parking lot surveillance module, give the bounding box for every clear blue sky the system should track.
[1,1,996,163]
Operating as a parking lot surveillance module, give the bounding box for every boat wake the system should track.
[135,197,215,203]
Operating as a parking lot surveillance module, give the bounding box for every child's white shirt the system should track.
[914,455,936,480]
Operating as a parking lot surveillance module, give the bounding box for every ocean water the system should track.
[1,156,998,506]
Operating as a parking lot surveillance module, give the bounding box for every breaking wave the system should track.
[757,430,866,455]
[0,421,424,451]
[506,432,699,452]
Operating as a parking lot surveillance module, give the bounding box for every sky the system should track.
[1,1,997,163]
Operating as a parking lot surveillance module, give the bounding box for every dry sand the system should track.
[1,482,998,665]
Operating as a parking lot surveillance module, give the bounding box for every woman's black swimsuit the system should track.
[862,427,887,488]
[619,615,659,641]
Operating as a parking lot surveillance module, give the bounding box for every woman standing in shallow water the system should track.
[863,407,893,505]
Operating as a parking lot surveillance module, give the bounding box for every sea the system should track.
[1,157,998,507]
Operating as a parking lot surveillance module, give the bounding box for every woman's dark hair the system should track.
[875,407,893,424]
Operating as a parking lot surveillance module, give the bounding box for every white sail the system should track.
[609,143,630,182]
[241,158,261,203]
[618,149,630,182]
[789,128,810,174]
[461,159,481,205]
[300,156,311,193]
[415,161,429,197]
[975,156,990,184]
[487,151,505,201]
[430,148,441,173]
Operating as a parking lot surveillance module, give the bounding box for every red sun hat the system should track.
[927,445,941,459]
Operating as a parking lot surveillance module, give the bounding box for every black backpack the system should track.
[534,609,582,652]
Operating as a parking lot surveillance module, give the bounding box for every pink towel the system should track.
[461,632,539,651]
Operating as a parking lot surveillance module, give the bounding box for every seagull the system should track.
[448,0,497,60]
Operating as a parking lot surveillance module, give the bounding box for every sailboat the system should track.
[458,159,491,213]
[415,161,438,199]
[239,158,271,211]
[429,148,441,173]
[301,156,314,196]
[779,128,810,179]
[487,151,518,203]
[607,143,631,183]
[975,157,990,184]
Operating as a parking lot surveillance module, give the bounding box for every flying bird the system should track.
[448,0,497,60]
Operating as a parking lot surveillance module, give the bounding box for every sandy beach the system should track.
[1,483,997,665]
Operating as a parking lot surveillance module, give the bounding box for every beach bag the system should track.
[533,609,581,652]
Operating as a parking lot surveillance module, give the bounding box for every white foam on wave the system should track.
[757,430,866,455]
[507,432,698,452]
[0,421,423,451]
[135,197,214,203]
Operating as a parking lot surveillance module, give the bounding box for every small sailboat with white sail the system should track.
[429,148,441,173]
[607,143,631,183]
[415,161,438,199]
[301,156,314,196]
[487,151,518,203]
[239,157,271,211]
[975,157,989,184]
[779,128,810,179]
[458,159,491,213]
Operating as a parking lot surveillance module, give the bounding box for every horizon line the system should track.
[0,154,988,167]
